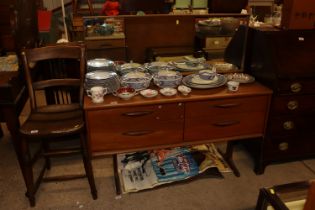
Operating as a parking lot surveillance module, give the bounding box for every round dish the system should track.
[182,74,227,89]
[120,71,152,91]
[153,70,182,88]
[114,87,137,100]
[178,85,191,96]
[159,87,177,96]
[140,89,158,98]
[225,73,255,83]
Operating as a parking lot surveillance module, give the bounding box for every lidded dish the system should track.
[87,58,117,72]
[117,62,144,75]
[144,61,174,73]
[85,70,120,94]
[153,69,182,88]
[120,71,152,91]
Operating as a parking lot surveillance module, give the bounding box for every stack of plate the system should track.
[171,61,209,72]
[182,73,227,89]
[87,58,117,72]
[85,71,120,93]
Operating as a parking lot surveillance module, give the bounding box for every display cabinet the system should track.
[83,16,127,61]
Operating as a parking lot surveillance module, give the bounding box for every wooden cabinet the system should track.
[0,0,38,52]
[245,27,315,173]
[83,17,127,61]
[84,83,272,156]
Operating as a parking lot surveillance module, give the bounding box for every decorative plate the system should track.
[225,73,255,83]
[182,74,227,89]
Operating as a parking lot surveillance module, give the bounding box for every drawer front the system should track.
[185,96,268,118]
[89,120,183,152]
[277,79,315,95]
[184,112,266,141]
[271,95,315,114]
[87,103,184,123]
[263,134,315,161]
[86,39,125,49]
[205,37,232,49]
[268,115,315,136]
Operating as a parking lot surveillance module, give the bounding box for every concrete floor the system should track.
[1,102,315,209]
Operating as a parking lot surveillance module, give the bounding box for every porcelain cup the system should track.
[227,81,240,92]
[87,86,107,103]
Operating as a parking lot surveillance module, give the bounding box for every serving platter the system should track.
[225,73,255,83]
[182,73,227,89]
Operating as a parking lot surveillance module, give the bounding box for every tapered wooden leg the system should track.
[80,132,97,199]
[220,141,240,177]
[113,155,122,196]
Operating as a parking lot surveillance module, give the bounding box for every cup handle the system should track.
[102,87,108,96]
[87,90,92,97]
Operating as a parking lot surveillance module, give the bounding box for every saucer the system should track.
[160,87,177,96]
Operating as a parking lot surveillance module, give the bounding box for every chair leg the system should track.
[20,137,36,207]
[80,132,97,199]
[42,141,51,170]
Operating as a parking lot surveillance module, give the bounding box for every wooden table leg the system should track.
[220,141,240,177]
[0,125,3,138]
[113,154,122,196]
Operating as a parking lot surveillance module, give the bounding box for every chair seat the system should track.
[20,104,84,138]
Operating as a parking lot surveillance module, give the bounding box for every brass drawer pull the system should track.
[290,82,302,93]
[214,103,241,108]
[213,120,240,127]
[122,111,153,117]
[122,130,154,136]
[278,142,289,151]
[283,121,295,130]
[287,100,299,110]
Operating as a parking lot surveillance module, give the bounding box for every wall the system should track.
[43,0,72,10]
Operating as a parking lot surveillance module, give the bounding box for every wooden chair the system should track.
[20,43,97,207]
[255,180,315,210]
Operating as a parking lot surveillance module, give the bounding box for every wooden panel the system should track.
[89,120,183,152]
[125,15,195,62]
[281,0,315,30]
[184,111,266,141]
[185,96,268,118]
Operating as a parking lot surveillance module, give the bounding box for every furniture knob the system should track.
[283,121,295,130]
[287,100,299,110]
[290,82,302,93]
[178,103,182,106]
[278,142,289,151]
[158,105,162,109]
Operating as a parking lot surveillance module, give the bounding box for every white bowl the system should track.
[159,87,177,96]
[140,89,158,98]
[178,85,191,96]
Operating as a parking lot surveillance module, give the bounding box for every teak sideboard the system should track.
[84,82,272,177]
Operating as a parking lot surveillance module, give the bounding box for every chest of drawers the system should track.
[84,83,271,157]
[246,27,315,173]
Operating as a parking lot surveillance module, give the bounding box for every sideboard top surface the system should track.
[84,82,272,110]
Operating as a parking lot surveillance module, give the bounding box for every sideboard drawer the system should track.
[184,111,266,141]
[85,39,125,49]
[86,103,184,124]
[89,120,183,152]
[185,96,268,118]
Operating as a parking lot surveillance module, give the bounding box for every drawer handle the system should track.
[279,142,289,151]
[287,100,299,110]
[213,120,240,127]
[283,121,295,130]
[290,82,302,93]
[214,103,241,108]
[100,43,113,47]
[122,111,153,117]
[122,130,154,136]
